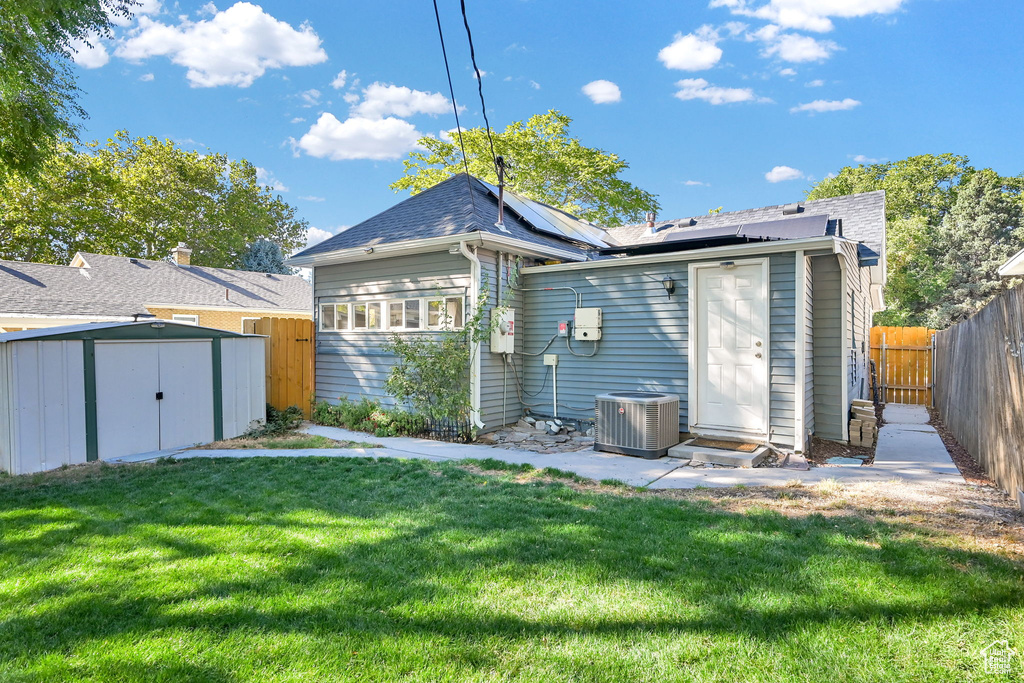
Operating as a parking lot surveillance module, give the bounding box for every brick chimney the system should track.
[170,242,192,268]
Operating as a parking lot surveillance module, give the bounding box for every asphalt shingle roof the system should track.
[291,174,593,260]
[604,190,886,259]
[0,253,311,318]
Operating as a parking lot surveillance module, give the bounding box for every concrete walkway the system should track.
[111,406,963,489]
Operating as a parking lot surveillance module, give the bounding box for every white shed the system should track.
[0,321,265,475]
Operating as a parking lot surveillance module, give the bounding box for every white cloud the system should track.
[352,82,454,119]
[116,2,327,87]
[299,195,325,202]
[528,80,541,90]
[255,166,289,192]
[290,116,306,123]
[139,72,155,81]
[330,69,347,89]
[343,92,360,104]
[765,165,805,182]
[760,30,837,62]
[805,78,825,87]
[658,26,723,71]
[673,78,768,105]
[108,0,162,27]
[304,225,349,248]
[296,113,421,161]
[300,88,321,106]
[790,97,861,113]
[779,67,796,76]
[710,0,905,33]
[852,154,883,164]
[471,69,488,79]
[70,35,110,68]
[683,180,709,186]
[581,79,621,104]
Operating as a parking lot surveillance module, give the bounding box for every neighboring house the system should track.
[286,174,886,450]
[0,243,311,333]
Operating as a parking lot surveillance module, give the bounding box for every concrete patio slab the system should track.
[884,403,931,424]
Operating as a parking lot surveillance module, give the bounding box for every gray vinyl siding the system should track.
[840,241,872,404]
[768,253,797,444]
[520,252,799,445]
[313,251,470,405]
[810,255,844,439]
[520,263,690,430]
[803,254,815,442]
[478,249,523,428]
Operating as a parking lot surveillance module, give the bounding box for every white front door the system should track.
[693,261,769,435]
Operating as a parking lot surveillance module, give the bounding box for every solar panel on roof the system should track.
[736,214,829,240]
[478,180,610,249]
[662,225,741,242]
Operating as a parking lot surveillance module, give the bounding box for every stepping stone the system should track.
[825,456,865,467]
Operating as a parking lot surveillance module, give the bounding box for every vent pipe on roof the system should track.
[646,211,657,235]
[493,156,510,234]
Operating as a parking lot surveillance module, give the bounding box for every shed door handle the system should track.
[155,392,164,400]
[754,353,762,359]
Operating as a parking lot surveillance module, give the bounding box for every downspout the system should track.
[458,240,485,430]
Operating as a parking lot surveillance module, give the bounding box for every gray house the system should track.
[286,174,885,451]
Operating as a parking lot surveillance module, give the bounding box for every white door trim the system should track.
[687,257,771,439]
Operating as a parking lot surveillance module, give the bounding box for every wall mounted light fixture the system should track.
[662,276,675,298]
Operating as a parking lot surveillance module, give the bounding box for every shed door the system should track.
[693,262,769,435]
[157,341,214,450]
[95,342,161,459]
[94,340,214,459]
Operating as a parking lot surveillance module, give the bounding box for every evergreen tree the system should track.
[240,240,293,274]
[925,171,1023,327]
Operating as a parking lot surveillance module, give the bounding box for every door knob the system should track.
[754,352,762,359]
[755,341,762,347]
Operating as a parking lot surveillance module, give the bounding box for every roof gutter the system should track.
[522,236,841,274]
[285,233,587,268]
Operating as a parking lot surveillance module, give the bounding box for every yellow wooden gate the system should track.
[244,317,315,417]
[869,326,936,405]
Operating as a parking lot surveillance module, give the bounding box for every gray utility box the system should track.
[594,391,680,459]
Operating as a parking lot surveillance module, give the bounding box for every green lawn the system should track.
[1,457,1021,682]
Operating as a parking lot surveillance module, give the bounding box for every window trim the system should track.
[171,314,199,326]
[318,295,465,333]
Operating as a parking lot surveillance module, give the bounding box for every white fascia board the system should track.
[998,247,1024,277]
[285,233,585,268]
[0,313,134,322]
[521,236,840,274]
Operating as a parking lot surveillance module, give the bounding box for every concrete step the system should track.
[667,439,769,468]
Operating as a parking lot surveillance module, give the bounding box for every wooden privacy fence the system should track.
[244,317,314,418]
[870,326,936,405]
[934,284,1024,502]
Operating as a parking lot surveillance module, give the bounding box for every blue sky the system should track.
[71,0,1023,247]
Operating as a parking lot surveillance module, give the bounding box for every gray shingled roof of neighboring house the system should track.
[604,190,886,260]
[291,173,594,260]
[0,253,311,318]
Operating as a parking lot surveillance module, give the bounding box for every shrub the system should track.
[245,404,303,438]
[310,398,428,438]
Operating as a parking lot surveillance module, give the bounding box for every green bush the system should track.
[245,404,303,438]
[310,398,427,438]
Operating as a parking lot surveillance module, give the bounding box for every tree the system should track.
[0,0,135,177]
[0,131,309,268]
[241,240,293,274]
[925,171,1023,327]
[807,154,1023,327]
[390,110,659,226]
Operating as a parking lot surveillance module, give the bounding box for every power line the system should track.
[460,0,499,177]
[431,0,475,204]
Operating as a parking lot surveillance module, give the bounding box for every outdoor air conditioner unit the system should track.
[594,391,680,459]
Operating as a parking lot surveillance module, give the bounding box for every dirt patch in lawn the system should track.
[194,433,381,450]
[926,406,993,485]
[807,436,875,466]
